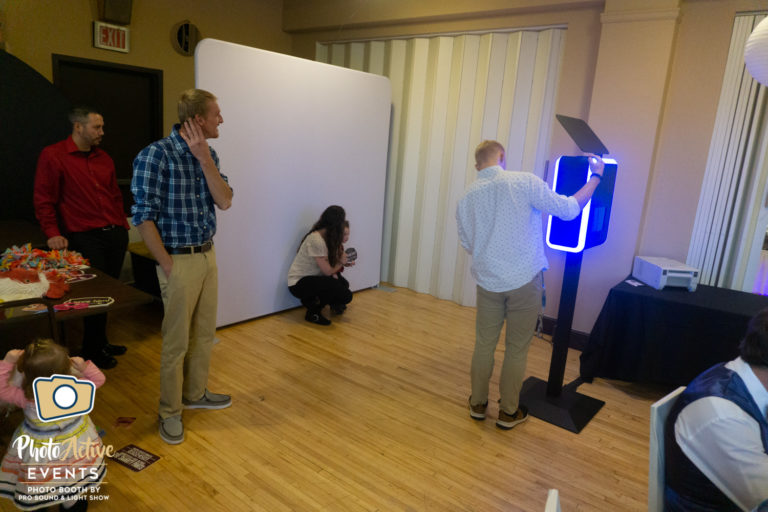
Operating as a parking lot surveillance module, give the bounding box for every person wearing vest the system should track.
[664,308,768,511]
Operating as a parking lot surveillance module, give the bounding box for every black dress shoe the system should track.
[87,350,118,370]
[104,343,127,356]
[305,310,331,326]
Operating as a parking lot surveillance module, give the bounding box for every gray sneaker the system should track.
[159,415,184,444]
[183,389,232,410]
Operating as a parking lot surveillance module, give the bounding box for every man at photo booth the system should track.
[456,140,604,430]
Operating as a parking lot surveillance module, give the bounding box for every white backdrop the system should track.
[195,39,392,327]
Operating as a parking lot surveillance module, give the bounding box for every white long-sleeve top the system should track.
[456,165,580,292]
[675,357,768,511]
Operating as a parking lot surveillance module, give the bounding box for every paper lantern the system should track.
[745,17,768,87]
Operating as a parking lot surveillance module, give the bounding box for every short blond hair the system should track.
[475,140,505,166]
[178,89,217,123]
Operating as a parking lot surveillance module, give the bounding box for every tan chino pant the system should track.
[471,274,542,415]
[155,248,218,419]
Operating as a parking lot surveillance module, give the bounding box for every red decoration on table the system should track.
[0,244,84,301]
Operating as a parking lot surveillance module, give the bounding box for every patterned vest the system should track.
[664,363,768,511]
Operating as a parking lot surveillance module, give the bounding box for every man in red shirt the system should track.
[33,107,130,369]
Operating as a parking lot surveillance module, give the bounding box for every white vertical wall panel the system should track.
[689,16,752,277]
[450,35,483,305]
[392,39,430,286]
[368,41,386,76]
[380,40,407,282]
[506,32,539,174]
[437,35,472,302]
[496,33,522,152]
[688,15,768,289]
[414,37,453,293]
[195,39,391,327]
[330,43,346,67]
[480,34,509,140]
[532,29,565,179]
[317,28,565,306]
[348,42,365,71]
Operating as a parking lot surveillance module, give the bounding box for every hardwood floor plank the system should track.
[0,284,664,511]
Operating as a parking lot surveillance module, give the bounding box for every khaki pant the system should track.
[471,275,542,415]
[156,248,218,419]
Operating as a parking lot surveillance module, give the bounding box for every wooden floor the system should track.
[0,285,669,511]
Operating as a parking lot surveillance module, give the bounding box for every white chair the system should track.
[545,489,561,512]
[648,386,686,512]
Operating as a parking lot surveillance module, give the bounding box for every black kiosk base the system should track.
[518,114,613,434]
[519,250,605,433]
[520,376,604,434]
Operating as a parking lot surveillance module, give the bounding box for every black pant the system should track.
[68,226,128,355]
[289,275,353,312]
[335,272,349,290]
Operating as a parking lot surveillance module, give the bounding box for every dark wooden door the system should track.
[52,55,163,214]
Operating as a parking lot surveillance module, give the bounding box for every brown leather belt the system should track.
[164,240,213,255]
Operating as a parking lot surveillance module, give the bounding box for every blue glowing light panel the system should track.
[546,156,618,253]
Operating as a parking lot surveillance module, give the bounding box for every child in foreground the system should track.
[0,339,106,511]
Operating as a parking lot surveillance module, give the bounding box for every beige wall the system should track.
[284,0,768,332]
[0,0,291,131]
[3,0,767,332]
[639,0,766,260]
[573,0,681,332]
[285,1,615,331]
[284,0,602,33]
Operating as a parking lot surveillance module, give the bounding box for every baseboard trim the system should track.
[541,316,589,352]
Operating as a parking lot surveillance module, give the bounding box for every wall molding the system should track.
[601,8,680,24]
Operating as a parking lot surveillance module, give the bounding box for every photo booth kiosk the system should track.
[519,115,618,433]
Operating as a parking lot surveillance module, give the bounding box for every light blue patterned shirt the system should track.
[456,165,580,292]
[131,124,230,247]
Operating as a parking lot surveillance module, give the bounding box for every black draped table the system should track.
[579,278,768,387]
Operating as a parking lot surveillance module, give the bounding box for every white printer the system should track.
[632,256,700,292]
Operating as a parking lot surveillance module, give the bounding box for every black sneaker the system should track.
[496,405,528,430]
[104,343,127,356]
[330,304,347,314]
[305,310,331,326]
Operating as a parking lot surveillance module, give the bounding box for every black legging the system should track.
[289,275,352,311]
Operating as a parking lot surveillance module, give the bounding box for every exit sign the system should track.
[93,21,129,53]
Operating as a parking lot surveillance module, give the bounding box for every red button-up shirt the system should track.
[33,136,129,238]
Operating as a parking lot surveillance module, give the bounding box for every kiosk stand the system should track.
[519,115,617,433]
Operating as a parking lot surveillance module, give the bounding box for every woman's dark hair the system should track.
[302,205,346,267]
[740,308,768,367]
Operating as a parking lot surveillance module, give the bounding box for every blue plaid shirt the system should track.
[131,124,230,247]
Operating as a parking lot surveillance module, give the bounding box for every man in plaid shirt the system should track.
[131,89,234,445]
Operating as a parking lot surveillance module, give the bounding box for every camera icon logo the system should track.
[32,374,96,422]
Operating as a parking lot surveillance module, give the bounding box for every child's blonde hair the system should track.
[17,339,71,400]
